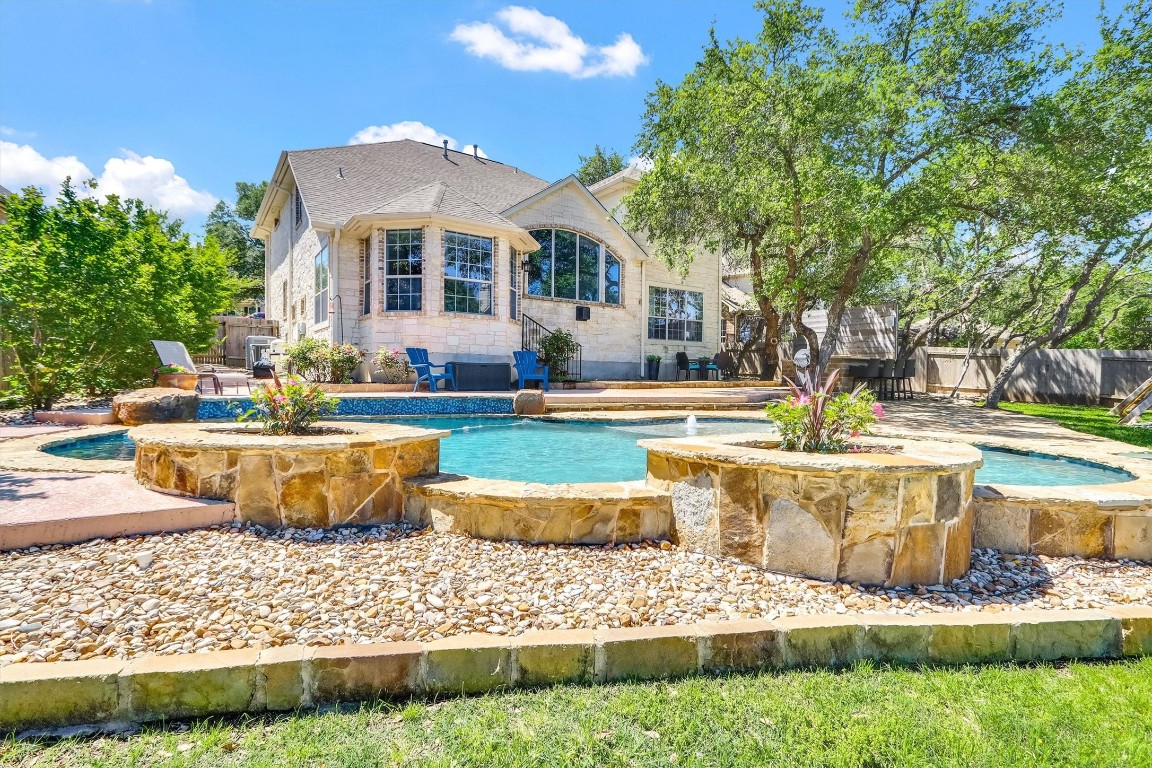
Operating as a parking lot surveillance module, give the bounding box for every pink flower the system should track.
[851,430,861,438]
[274,394,288,403]
[798,395,812,406]
[872,403,885,418]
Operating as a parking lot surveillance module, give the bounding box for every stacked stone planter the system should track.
[641,435,983,587]
[131,422,447,528]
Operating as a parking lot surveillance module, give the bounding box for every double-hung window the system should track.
[360,237,372,315]
[648,287,703,342]
[313,245,330,323]
[384,229,423,311]
[443,231,493,314]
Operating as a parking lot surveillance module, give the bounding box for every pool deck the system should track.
[4,398,1152,553]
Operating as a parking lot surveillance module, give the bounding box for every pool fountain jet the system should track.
[685,414,698,435]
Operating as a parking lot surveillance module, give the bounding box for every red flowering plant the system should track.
[765,368,884,453]
[236,370,339,435]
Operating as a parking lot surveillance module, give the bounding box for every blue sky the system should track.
[0,0,1118,234]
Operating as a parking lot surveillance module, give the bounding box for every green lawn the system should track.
[5,659,1150,767]
[998,401,1152,448]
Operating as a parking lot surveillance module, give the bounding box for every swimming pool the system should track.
[41,421,1136,487]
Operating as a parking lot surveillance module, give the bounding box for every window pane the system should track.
[553,230,577,300]
[578,235,599,302]
[443,231,493,315]
[526,230,552,295]
[686,320,703,342]
[384,229,423,312]
[648,287,704,341]
[604,251,620,304]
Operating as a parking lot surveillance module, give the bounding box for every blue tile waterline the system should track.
[196,395,515,420]
[40,419,1136,487]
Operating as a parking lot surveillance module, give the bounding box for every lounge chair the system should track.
[151,340,249,395]
[675,352,700,381]
[406,347,457,393]
[513,350,549,391]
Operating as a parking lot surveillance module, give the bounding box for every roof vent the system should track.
[472,145,479,159]
[442,139,449,159]
[337,166,345,179]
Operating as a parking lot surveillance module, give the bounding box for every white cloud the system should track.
[96,150,218,216]
[0,141,217,216]
[349,121,488,158]
[628,155,653,172]
[0,125,36,138]
[0,141,93,192]
[450,6,648,79]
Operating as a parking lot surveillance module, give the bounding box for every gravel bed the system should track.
[1,523,1148,665]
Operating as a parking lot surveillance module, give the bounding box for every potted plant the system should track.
[645,354,662,381]
[155,363,198,391]
[764,368,884,453]
[372,348,413,384]
[237,370,339,434]
[539,330,580,382]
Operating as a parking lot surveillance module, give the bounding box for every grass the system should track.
[997,401,1152,448]
[4,659,1150,767]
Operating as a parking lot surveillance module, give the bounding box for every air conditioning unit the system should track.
[245,335,278,369]
[296,321,308,338]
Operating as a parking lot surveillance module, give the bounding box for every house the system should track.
[0,183,11,225]
[250,139,721,381]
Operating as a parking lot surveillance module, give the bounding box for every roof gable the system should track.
[369,181,517,229]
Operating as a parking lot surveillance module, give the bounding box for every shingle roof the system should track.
[286,140,550,228]
[368,181,518,229]
[0,184,12,198]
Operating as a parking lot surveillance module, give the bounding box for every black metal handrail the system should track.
[521,314,582,381]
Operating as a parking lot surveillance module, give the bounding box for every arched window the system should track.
[526,229,622,305]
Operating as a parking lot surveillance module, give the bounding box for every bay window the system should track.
[384,228,423,311]
[443,231,493,314]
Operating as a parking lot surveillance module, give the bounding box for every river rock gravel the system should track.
[0,523,1148,665]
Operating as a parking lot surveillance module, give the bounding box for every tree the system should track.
[576,145,625,186]
[204,180,268,300]
[977,2,1152,408]
[0,181,237,409]
[626,0,1062,377]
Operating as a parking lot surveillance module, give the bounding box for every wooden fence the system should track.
[192,316,280,369]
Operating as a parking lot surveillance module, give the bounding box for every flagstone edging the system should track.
[2,606,1148,733]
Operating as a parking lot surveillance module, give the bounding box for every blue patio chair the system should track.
[513,350,549,391]
[406,347,457,393]
[705,354,722,380]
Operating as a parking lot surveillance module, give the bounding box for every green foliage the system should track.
[627,0,1066,372]
[204,180,268,300]
[155,363,190,374]
[371,348,412,384]
[646,354,662,363]
[284,338,364,383]
[237,372,339,435]
[0,182,236,409]
[538,330,580,379]
[576,145,625,186]
[766,369,882,452]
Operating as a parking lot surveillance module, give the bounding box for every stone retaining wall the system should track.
[404,475,672,545]
[974,493,1152,561]
[3,607,1148,732]
[642,435,983,586]
[132,423,447,528]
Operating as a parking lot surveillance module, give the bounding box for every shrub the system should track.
[765,368,883,453]
[284,338,364,383]
[155,363,190,374]
[237,370,339,435]
[538,330,580,380]
[371,348,412,384]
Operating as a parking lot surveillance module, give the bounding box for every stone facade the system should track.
[111,388,199,426]
[404,475,671,545]
[131,422,445,528]
[974,494,1152,561]
[642,435,983,586]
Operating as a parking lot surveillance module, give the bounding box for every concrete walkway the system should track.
[0,424,77,441]
[0,471,233,550]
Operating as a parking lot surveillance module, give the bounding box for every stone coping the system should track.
[2,606,1147,732]
[639,434,983,474]
[407,474,668,502]
[0,425,131,474]
[129,421,450,452]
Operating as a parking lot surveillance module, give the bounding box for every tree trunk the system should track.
[948,344,975,398]
[982,344,1035,408]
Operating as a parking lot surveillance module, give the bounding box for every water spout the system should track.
[686,414,698,436]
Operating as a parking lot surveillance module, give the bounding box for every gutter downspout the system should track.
[331,227,342,344]
[638,260,646,380]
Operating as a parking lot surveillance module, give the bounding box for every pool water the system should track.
[41,421,1136,487]
[42,432,137,461]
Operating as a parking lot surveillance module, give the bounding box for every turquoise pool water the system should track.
[41,421,1136,487]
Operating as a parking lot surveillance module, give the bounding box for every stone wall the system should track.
[131,423,445,528]
[404,475,671,545]
[643,436,983,587]
[974,494,1152,561]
